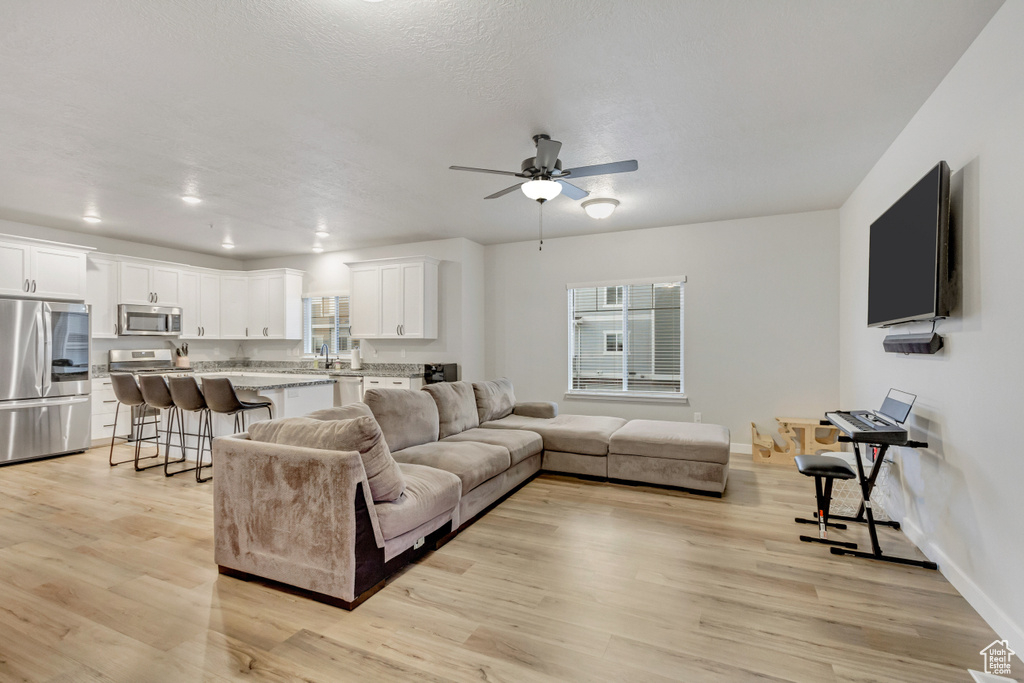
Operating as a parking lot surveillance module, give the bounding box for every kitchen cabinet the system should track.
[347,256,438,339]
[362,376,423,391]
[218,270,302,340]
[86,255,119,338]
[0,237,88,300]
[180,270,221,339]
[90,377,133,444]
[119,261,180,306]
[219,275,249,339]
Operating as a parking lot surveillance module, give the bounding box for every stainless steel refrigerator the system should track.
[0,298,91,465]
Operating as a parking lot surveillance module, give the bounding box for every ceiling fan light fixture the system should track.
[582,198,619,219]
[521,179,562,201]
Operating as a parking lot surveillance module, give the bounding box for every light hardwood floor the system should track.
[0,444,1019,682]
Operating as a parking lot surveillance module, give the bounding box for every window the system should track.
[303,295,354,355]
[604,331,623,354]
[568,279,684,398]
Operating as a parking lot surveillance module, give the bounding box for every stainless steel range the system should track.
[0,298,91,465]
[108,349,193,377]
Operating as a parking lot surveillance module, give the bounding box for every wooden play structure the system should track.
[751,417,842,464]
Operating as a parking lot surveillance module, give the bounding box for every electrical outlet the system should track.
[400,348,406,358]
[694,412,702,423]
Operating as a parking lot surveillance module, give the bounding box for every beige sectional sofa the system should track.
[213,378,730,609]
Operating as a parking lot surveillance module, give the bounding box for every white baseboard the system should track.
[730,442,752,455]
[901,517,1024,653]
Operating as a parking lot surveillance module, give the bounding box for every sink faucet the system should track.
[319,343,330,368]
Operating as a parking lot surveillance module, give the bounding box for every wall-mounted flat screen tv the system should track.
[867,161,952,327]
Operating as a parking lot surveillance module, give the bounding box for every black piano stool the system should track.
[794,454,859,550]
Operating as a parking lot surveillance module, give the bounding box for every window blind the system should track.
[303,295,352,355]
[569,281,683,395]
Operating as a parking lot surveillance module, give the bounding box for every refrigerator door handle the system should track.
[42,306,53,395]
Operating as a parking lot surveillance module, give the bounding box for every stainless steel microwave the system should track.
[117,304,182,336]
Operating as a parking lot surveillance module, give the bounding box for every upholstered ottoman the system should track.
[608,420,730,495]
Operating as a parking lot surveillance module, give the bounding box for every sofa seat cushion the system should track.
[473,378,516,423]
[482,413,627,456]
[248,416,405,502]
[364,388,440,452]
[609,419,731,465]
[374,463,461,541]
[423,381,479,439]
[442,427,543,467]
[391,441,510,493]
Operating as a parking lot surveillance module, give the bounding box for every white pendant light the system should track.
[582,198,619,219]
[521,179,562,201]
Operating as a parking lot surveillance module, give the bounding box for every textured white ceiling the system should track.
[0,0,1004,258]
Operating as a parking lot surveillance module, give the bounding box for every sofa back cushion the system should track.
[249,415,405,502]
[422,381,479,439]
[306,402,373,422]
[473,378,516,424]
[363,388,440,452]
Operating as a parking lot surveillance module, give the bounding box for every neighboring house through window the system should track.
[568,278,685,398]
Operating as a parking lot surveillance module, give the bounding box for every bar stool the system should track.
[202,377,273,434]
[794,454,858,550]
[167,376,213,483]
[138,375,190,477]
[108,373,162,471]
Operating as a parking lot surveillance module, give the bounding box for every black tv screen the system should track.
[867,161,951,327]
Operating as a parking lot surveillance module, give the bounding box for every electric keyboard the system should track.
[826,410,909,446]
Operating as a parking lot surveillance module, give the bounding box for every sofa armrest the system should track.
[213,435,385,605]
[513,401,559,419]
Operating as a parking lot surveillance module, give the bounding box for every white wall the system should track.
[246,237,487,380]
[484,210,840,445]
[838,0,1024,649]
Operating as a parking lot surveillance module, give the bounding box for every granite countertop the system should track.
[91,360,428,380]
[196,373,337,391]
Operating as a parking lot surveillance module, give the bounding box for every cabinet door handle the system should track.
[114,323,118,335]
[245,327,248,337]
[103,399,117,403]
[201,326,205,337]
[31,280,36,293]
[23,279,29,292]
[154,293,158,303]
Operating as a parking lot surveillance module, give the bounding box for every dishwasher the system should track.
[334,376,364,406]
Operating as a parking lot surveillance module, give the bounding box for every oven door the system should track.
[43,302,91,398]
[118,305,182,336]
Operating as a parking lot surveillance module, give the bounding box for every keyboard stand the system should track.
[827,438,937,570]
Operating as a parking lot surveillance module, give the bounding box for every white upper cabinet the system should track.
[180,270,221,340]
[119,261,180,306]
[86,255,119,338]
[347,256,438,339]
[0,237,88,300]
[219,275,250,339]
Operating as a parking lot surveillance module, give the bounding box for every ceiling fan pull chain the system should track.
[538,201,544,251]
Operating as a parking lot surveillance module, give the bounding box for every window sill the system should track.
[564,391,689,405]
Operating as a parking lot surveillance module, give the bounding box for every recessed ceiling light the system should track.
[315,230,330,238]
[582,198,620,219]
[221,242,235,250]
[312,246,324,253]
[181,195,202,205]
[82,215,102,224]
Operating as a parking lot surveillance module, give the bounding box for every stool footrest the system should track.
[800,535,858,549]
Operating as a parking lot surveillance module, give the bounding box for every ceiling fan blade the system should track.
[556,179,589,200]
[485,183,524,199]
[561,159,638,179]
[450,165,522,177]
[535,137,562,173]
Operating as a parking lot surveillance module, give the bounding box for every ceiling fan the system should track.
[449,134,638,203]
